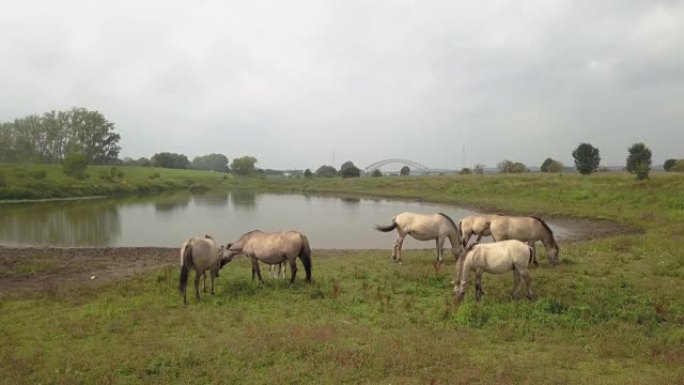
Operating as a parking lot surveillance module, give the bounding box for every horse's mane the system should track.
[204,234,214,240]
[438,212,459,232]
[530,216,558,248]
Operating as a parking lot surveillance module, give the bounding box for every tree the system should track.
[315,165,337,177]
[572,143,600,175]
[498,160,528,173]
[151,152,190,169]
[473,164,485,175]
[191,153,229,172]
[230,156,258,176]
[371,169,382,177]
[671,159,684,172]
[541,158,563,173]
[304,169,313,179]
[663,159,677,172]
[460,168,472,175]
[626,142,652,180]
[339,161,361,178]
[62,152,89,179]
[400,166,410,176]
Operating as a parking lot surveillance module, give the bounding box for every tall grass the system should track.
[1,172,684,384]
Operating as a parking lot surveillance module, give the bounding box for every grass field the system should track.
[2,172,684,384]
[0,164,230,200]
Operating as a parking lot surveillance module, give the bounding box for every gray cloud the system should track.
[1,0,682,170]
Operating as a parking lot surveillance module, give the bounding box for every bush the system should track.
[498,160,528,174]
[400,166,410,176]
[371,169,382,177]
[664,159,677,172]
[541,158,563,173]
[671,159,684,172]
[304,169,313,179]
[62,152,89,180]
[460,168,472,175]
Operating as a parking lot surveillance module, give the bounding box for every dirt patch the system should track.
[0,247,177,296]
[0,216,633,296]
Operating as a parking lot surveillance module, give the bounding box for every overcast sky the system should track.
[1,1,682,170]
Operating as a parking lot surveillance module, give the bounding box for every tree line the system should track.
[0,108,121,164]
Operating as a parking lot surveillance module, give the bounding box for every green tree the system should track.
[191,153,229,172]
[400,166,410,176]
[371,169,382,177]
[315,165,337,177]
[304,169,313,179]
[663,159,677,172]
[151,152,190,169]
[572,143,600,175]
[541,158,563,173]
[62,152,89,179]
[230,156,258,176]
[671,159,684,172]
[339,161,361,178]
[626,142,652,180]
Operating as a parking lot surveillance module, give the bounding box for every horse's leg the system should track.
[511,268,522,299]
[528,241,538,266]
[202,273,207,293]
[252,259,263,282]
[522,269,533,300]
[393,233,406,264]
[475,272,484,301]
[436,237,446,265]
[289,258,298,285]
[194,271,201,300]
[210,270,216,295]
[462,231,471,248]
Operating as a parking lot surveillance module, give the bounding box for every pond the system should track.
[0,190,573,249]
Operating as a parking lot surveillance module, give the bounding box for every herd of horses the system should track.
[178,212,560,305]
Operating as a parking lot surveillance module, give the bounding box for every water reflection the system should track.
[0,199,121,247]
[154,191,191,213]
[231,189,256,209]
[193,189,229,208]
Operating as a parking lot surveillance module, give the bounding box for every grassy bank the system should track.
[2,172,684,384]
[0,164,230,200]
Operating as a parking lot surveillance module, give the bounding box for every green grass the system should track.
[2,172,684,384]
[0,164,231,200]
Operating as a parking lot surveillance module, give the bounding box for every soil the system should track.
[0,217,634,296]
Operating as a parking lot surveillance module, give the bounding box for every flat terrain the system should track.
[1,172,683,384]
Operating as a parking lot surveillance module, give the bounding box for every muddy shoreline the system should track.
[0,216,634,295]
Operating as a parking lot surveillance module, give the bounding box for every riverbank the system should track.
[0,164,230,200]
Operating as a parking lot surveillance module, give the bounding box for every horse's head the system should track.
[219,243,240,268]
[549,244,560,266]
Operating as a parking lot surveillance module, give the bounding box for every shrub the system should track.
[664,159,677,172]
[62,152,89,180]
[671,159,684,172]
[371,169,382,177]
[541,158,563,173]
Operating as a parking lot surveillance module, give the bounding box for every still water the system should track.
[0,190,570,249]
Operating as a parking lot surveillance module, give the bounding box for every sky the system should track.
[1,0,683,171]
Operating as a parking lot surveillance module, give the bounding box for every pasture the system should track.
[2,172,684,384]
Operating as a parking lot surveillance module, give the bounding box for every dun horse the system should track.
[375,212,463,264]
[179,235,221,304]
[454,240,534,303]
[488,215,560,265]
[220,230,312,284]
[459,214,499,247]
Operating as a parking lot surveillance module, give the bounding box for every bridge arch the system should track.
[364,159,429,172]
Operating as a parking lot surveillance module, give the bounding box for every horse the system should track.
[179,235,222,304]
[454,240,534,303]
[458,214,500,247]
[488,215,560,265]
[375,212,463,264]
[220,230,312,284]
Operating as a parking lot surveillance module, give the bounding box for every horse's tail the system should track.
[375,219,397,232]
[179,242,194,295]
[298,234,312,282]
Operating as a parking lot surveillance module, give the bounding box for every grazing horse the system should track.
[459,214,500,247]
[454,240,534,303]
[488,215,560,265]
[179,235,221,304]
[220,230,312,284]
[375,212,463,264]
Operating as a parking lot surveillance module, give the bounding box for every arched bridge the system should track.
[364,159,429,172]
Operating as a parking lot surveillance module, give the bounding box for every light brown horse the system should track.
[220,230,312,284]
[375,212,463,264]
[454,240,534,303]
[458,214,499,247]
[179,235,221,304]
[488,215,560,265]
